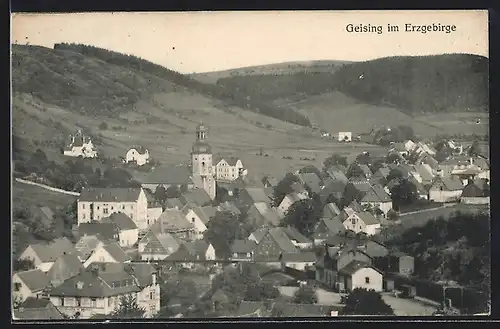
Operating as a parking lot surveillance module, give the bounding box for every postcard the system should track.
[11,10,489,320]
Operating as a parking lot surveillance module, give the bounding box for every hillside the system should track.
[12,44,383,182]
[190,60,351,84]
[216,54,489,117]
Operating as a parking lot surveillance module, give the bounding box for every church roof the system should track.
[192,141,212,154]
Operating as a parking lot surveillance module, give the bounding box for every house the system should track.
[179,188,212,207]
[409,177,429,200]
[319,178,347,204]
[370,166,392,185]
[248,202,281,227]
[261,176,279,188]
[248,227,270,244]
[253,227,298,263]
[239,187,273,210]
[230,240,257,261]
[165,198,184,210]
[358,164,373,179]
[47,262,160,318]
[77,187,151,231]
[280,252,317,271]
[19,238,77,272]
[460,181,490,205]
[359,184,393,216]
[336,132,352,142]
[182,206,217,239]
[217,201,241,215]
[428,176,464,203]
[297,172,323,195]
[46,253,85,287]
[281,226,313,249]
[125,146,150,166]
[13,297,64,320]
[63,129,97,158]
[74,235,107,263]
[12,269,50,303]
[341,211,380,236]
[138,231,181,261]
[312,217,347,245]
[324,233,389,259]
[154,208,196,241]
[101,212,139,248]
[277,192,308,218]
[164,240,216,268]
[389,142,410,157]
[315,245,373,291]
[337,260,383,292]
[83,242,131,268]
[387,252,415,276]
[414,164,435,186]
[322,202,341,218]
[78,222,119,242]
[140,165,194,192]
[214,157,244,181]
[145,190,163,225]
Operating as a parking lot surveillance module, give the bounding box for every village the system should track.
[12,121,490,320]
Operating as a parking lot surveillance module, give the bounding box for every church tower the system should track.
[191,122,216,200]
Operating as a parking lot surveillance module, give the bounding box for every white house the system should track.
[337,260,383,292]
[19,238,76,273]
[138,231,181,261]
[280,252,317,271]
[277,192,308,218]
[63,129,98,158]
[102,212,139,248]
[341,211,381,236]
[182,206,217,240]
[125,146,150,166]
[77,187,150,231]
[214,157,245,181]
[83,243,131,268]
[359,185,393,216]
[336,132,352,142]
[428,176,464,203]
[12,269,50,304]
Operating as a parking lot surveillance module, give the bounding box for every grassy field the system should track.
[12,180,77,209]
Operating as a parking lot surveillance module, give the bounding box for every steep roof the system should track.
[318,217,347,235]
[244,187,271,204]
[155,233,181,252]
[102,212,137,230]
[78,222,118,241]
[129,145,148,154]
[102,243,131,263]
[75,235,105,260]
[461,182,488,198]
[414,164,434,181]
[193,206,218,225]
[46,253,84,285]
[299,172,323,194]
[165,240,211,261]
[166,198,184,209]
[322,202,341,218]
[231,239,258,253]
[15,269,50,292]
[285,192,308,204]
[14,298,64,320]
[180,189,211,207]
[24,237,76,263]
[217,157,240,166]
[357,212,380,226]
[142,165,192,185]
[158,208,194,232]
[432,176,464,191]
[325,167,349,184]
[290,182,308,195]
[268,228,298,252]
[280,251,317,263]
[361,184,392,203]
[88,262,156,287]
[359,164,373,177]
[249,227,269,243]
[217,201,241,215]
[282,226,311,244]
[338,260,382,276]
[79,188,143,202]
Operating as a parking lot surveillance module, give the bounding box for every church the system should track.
[191,123,217,200]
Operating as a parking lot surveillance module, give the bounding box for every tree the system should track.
[340,288,394,315]
[165,185,181,198]
[386,168,404,183]
[282,199,320,237]
[390,178,419,210]
[99,122,108,130]
[102,167,133,187]
[160,278,198,310]
[355,153,372,166]
[346,163,365,179]
[13,258,35,271]
[370,159,386,175]
[111,294,145,318]
[398,125,415,140]
[154,185,167,203]
[272,173,300,207]
[386,153,401,164]
[468,141,482,157]
[323,154,348,169]
[204,211,240,259]
[292,285,318,304]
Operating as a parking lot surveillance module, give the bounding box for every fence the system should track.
[14,178,81,196]
[390,274,489,313]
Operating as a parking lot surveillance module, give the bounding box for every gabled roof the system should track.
[101,243,132,263]
[155,233,181,252]
[338,260,382,276]
[78,222,118,241]
[24,237,76,263]
[129,145,148,154]
[317,217,346,235]
[231,239,257,253]
[298,172,323,194]
[46,253,84,285]
[102,212,137,230]
[267,228,298,252]
[243,187,272,204]
[15,269,50,292]
[461,182,488,198]
[414,164,434,181]
[325,167,349,183]
[79,187,143,202]
[250,203,281,226]
[280,251,317,263]
[322,202,341,218]
[249,227,269,243]
[283,192,308,204]
[358,164,373,177]
[141,165,192,185]
[88,262,156,287]
[165,240,211,261]
[360,184,391,203]
[282,226,311,244]
[374,166,391,179]
[290,182,308,195]
[347,200,364,212]
[14,298,64,320]
[75,235,105,260]
[217,201,241,215]
[158,208,194,232]
[356,212,380,226]
[192,206,217,225]
[216,157,241,166]
[180,189,211,207]
[432,176,464,191]
[166,198,184,209]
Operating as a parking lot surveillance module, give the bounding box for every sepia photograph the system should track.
[11,10,490,320]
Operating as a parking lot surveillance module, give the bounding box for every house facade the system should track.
[214,157,244,182]
[428,177,464,203]
[125,146,150,166]
[277,193,308,219]
[138,231,181,261]
[337,261,383,292]
[63,130,98,158]
[230,240,257,261]
[102,212,139,248]
[253,228,298,263]
[336,132,352,142]
[77,188,149,231]
[83,243,131,268]
[19,238,76,273]
[12,269,50,303]
[460,182,490,205]
[341,212,380,236]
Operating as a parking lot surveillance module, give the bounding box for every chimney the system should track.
[76,281,84,290]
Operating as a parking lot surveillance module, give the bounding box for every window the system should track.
[82,204,86,209]
[97,206,100,210]
[103,208,109,214]
[192,218,195,223]
[13,282,21,291]
[122,205,125,210]
[76,298,81,307]
[440,186,443,191]
[61,298,65,306]
[365,277,370,284]
[91,298,97,307]
[150,290,156,299]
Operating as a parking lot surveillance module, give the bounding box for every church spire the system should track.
[196,122,207,142]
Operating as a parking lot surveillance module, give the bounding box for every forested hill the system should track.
[216,54,489,116]
[331,54,489,114]
[47,43,311,127]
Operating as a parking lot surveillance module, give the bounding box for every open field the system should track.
[12,180,77,209]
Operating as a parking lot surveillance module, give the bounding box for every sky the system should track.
[11,10,488,74]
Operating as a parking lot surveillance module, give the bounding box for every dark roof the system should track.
[216,157,240,166]
[87,262,156,287]
[46,253,85,285]
[165,241,211,261]
[338,260,382,276]
[231,239,258,253]
[142,165,192,185]
[322,202,341,218]
[180,189,211,207]
[102,243,132,263]
[192,141,212,154]
[193,206,218,224]
[317,217,347,235]
[166,198,184,209]
[361,184,391,203]
[281,251,317,262]
[299,172,323,194]
[282,227,311,244]
[290,182,308,195]
[158,208,194,232]
[24,237,76,263]
[102,212,137,230]
[249,227,269,243]
[357,212,380,226]
[14,299,64,320]
[432,176,464,191]
[129,145,148,154]
[79,188,143,202]
[461,182,488,198]
[267,228,298,252]
[78,222,118,241]
[75,235,105,260]
[244,187,272,204]
[15,269,50,292]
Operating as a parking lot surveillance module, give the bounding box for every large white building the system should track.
[190,123,217,200]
